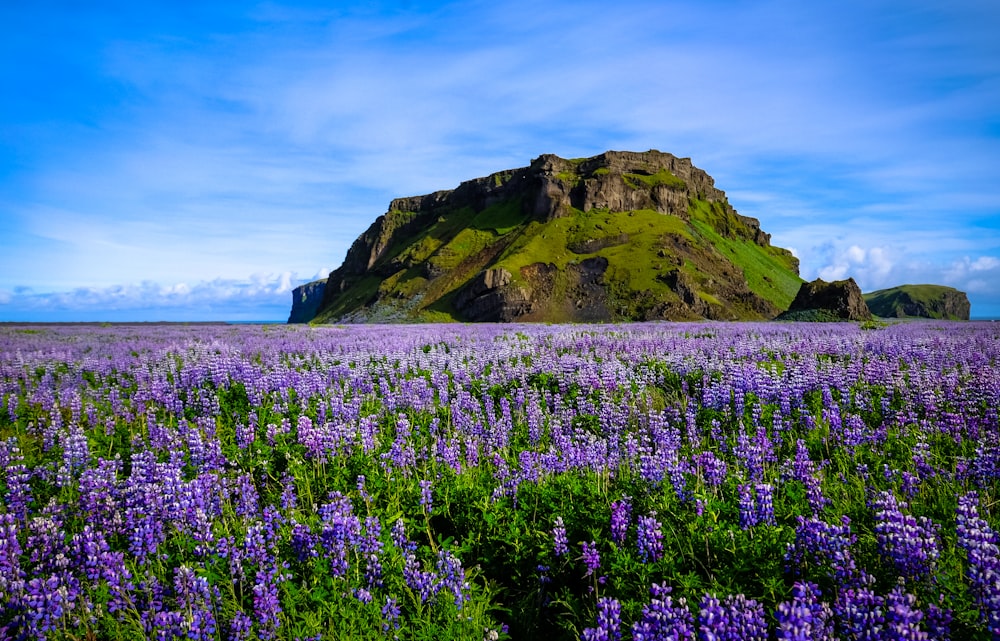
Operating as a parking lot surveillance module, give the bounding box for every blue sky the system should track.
[2,1,999,321]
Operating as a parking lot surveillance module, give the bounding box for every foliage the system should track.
[2,320,998,640]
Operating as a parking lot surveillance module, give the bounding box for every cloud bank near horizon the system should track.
[2,1,998,320]
[0,272,323,322]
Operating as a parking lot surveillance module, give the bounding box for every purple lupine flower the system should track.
[252,564,286,641]
[58,424,89,485]
[403,552,437,604]
[698,593,767,641]
[955,491,1000,631]
[318,494,361,578]
[381,597,401,634]
[738,484,758,530]
[279,473,298,511]
[360,516,384,589]
[537,563,552,591]
[22,572,80,641]
[694,451,728,489]
[391,517,416,554]
[631,583,695,641]
[290,521,319,562]
[173,565,219,641]
[102,550,134,616]
[582,597,622,641]
[581,541,601,577]
[873,491,940,583]
[775,582,834,640]
[788,439,829,514]
[3,462,33,522]
[884,586,928,641]
[419,479,433,513]
[71,524,110,583]
[833,573,885,641]
[356,474,371,503]
[784,515,859,585]
[436,548,470,608]
[229,611,254,641]
[924,596,952,641]
[553,517,569,557]
[610,497,632,545]
[755,483,775,526]
[637,512,664,563]
[0,513,25,605]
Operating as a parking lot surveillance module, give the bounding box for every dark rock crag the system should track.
[777,278,873,321]
[308,150,802,323]
[864,285,970,320]
[287,279,327,324]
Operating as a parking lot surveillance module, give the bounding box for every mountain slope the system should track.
[864,284,970,320]
[308,150,802,323]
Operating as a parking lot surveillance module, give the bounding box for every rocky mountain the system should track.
[303,150,803,324]
[287,279,327,324]
[776,278,872,321]
[864,284,970,320]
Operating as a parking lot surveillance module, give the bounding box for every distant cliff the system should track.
[287,279,327,324]
[864,284,970,320]
[303,150,803,323]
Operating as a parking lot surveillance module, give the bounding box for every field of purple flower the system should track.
[1,321,998,640]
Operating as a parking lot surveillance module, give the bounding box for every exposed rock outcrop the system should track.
[777,278,872,321]
[864,285,970,320]
[287,280,327,324]
[454,268,533,322]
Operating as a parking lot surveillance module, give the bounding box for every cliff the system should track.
[287,279,327,324]
[864,284,970,320]
[307,150,803,323]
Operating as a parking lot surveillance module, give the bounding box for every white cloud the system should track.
[846,245,866,263]
[0,272,320,321]
[970,256,1000,272]
[816,242,901,290]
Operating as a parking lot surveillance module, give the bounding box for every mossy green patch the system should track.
[428,228,495,272]
[623,169,686,190]
[495,208,690,284]
[469,199,529,235]
[698,291,722,306]
[555,170,579,185]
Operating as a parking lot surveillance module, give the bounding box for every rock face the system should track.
[777,278,872,321]
[864,284,970,320]
[453,268,533,322]
[307,150,803,323]
[288,280,327,323]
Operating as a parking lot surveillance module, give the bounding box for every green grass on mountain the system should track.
[494,208,691,279]
[316,195,802,322]
[469,199,528,235]
[688,200,801,310]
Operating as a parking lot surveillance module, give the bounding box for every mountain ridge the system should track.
[302,150,804,323]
